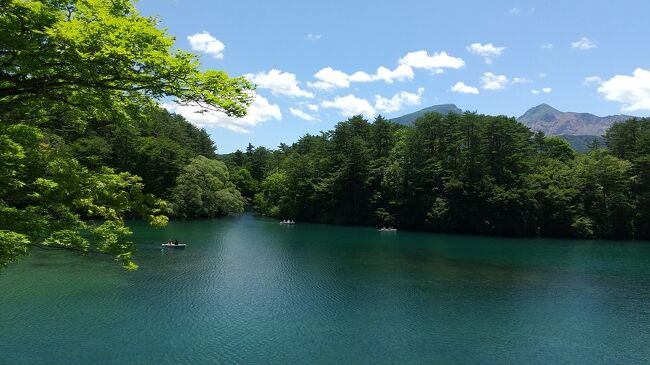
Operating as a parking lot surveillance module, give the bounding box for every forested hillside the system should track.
[226,113,650,240]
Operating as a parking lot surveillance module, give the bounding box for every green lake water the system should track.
[1,214,650,364]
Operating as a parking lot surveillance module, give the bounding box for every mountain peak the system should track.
[391,104,463,125]
[518,104,633,136]
[520,104,562,119]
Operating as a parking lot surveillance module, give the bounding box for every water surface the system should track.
[1,214,649,364]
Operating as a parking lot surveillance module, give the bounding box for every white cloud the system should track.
[371,65,415,83]
[245,69,313,98]
[309,64,414,90]
[531,87,552,94]
[307,33,322,41]
[163,93,281,133]
[597,68,650,111]
[348,65,414,83]
[481,72,509,90]
[538,73,547,78]
[398,50,465,72]
[451,82,479,95]
[375,88,424,113]
[512,77,531,84]
[584,76,603,85]
[571,37,597,50]
[187,31,225,59]
[466,43,506,64]
[306,104,319,111]
[289,107,318,121]
[321,94,375,117]
[541,43,554,50]
[308,67,352,90]
[347,71,372,82]
[308,50,462,91]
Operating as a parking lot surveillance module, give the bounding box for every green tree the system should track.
[230,167,258,199]
[575,149,634,238]
[606,118,650,238]
[254,171,289,217]
[1,0,252,120]
[171,156,245,218]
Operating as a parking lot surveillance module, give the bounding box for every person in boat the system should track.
[167,239,173,245]
[173,240,179,246]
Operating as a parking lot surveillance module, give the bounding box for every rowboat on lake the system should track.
[161,243,186,248]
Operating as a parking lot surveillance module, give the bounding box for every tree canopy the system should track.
[228,113,650,240]
[171,156,245,218]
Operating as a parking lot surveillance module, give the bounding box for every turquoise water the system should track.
[1,214,650,364]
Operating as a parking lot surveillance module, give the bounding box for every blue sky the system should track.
[137,0,650,153]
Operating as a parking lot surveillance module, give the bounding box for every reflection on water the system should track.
[1,214,649,364]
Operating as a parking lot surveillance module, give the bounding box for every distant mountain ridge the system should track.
[517,103,633,136]
[391,104,462,125]
[389,103,636,152]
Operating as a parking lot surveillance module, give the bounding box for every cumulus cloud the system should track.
[245,69,313,98]
[451,82,479,95]
[321,94,375,117]
[289,107,318,121]
[309,64,414,90]
[163,93,281,133]
[307,50,462,90]
[571,37,597,50]
[308,67,352,90]
[481,72,509,90]
[466,43,506,64]
[597,68,650,111]
[306,104,319,111]
[187,31,225,59]
[374,88,424,113]
[398,50,465,72]
[541,43,554,50]
[370,65,415,83]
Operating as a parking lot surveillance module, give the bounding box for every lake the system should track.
[1,214,649,364]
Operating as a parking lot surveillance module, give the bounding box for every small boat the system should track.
[161,243,186,248]
[280,220,295,225]
[378,227,397,232]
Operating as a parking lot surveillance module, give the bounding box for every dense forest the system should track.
[225,114,650,240]
[57,106,245,217]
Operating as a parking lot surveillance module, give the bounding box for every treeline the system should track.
[48,106,245,217]
[225,114,650,240]
[49,107,216,197]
